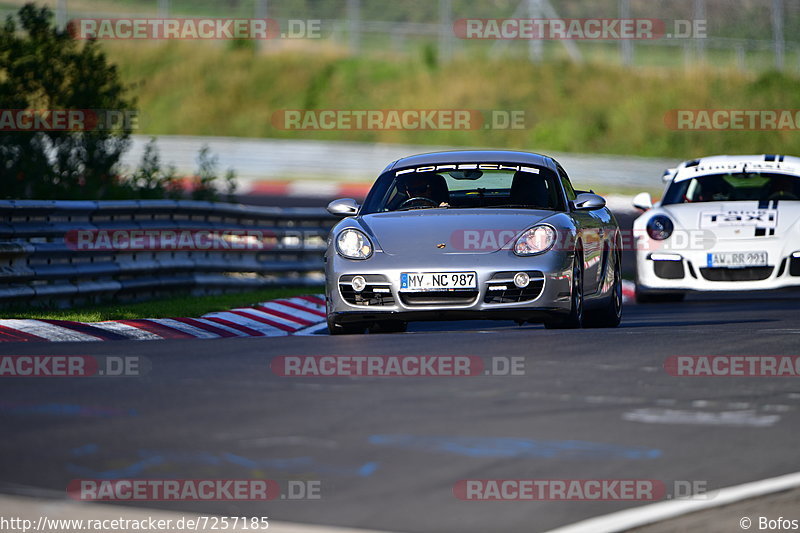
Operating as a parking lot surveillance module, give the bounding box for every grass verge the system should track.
[0,286,324,322]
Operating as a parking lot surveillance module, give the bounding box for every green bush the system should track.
[0,3,235,201]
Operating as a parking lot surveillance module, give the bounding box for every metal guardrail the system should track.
[0,200,336,308]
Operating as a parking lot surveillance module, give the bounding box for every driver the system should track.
[768,175,798,200]
[398,173,449,208]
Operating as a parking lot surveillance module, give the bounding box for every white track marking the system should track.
[623,408,781,427]
[544,471,800,533]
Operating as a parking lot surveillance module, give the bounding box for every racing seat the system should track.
[510,171,551,208]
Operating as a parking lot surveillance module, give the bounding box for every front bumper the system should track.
[635,245,800,292]
[326,249,575,323]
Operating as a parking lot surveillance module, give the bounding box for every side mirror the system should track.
[327,198,359,217]
[573,193,606,211]
[632,192,653,211]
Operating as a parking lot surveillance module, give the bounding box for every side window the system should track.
[557,165,577,201]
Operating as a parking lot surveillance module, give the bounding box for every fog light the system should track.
[513,272,530,288]
[351,275,367,292]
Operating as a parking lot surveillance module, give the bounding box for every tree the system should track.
[0,3,133,199]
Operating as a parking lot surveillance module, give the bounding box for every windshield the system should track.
[360,166,566,214]
[662,172,800,205]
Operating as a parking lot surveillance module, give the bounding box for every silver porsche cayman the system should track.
[324,150,622,334]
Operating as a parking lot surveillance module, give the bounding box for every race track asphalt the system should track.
[1,292,799,532]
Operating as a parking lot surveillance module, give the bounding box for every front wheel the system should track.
[584,249,622,328]
[326,298,367,335]
[545,248,584,329]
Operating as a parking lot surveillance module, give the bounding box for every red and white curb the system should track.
[0,295,327,343]
[0,285,638,342]
[622,279,636,304]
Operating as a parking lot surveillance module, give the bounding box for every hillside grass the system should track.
[102,40,800,159]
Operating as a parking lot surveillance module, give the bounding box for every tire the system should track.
[327,316,366,335]
[584,249,622,328]
[545,246,584,329]
[325,298,367,335]
[634,287,685,304]
[369,321,408,334]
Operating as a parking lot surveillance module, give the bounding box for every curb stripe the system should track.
[3,320,100,342]
[37,320,128,341]
[256,304,315,325]
[203,316,267,337]
[204,312,289,334]
[277,299,326,317]
[287,296,325,311]
[193,318,252,337]
[237,307,306,329]
[228,310,297,332]
[117,320,194,339]
[0,324,46,342]
[150,318,221,339]
[172,317,240,338]
[298,295,326,306]
[89,321,164,340]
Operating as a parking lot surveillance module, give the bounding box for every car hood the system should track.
[360,209,557,256]
[661,200,800,240]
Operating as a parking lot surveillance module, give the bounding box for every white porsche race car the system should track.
[632,154,800,303]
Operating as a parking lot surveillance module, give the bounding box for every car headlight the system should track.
[336,228,373,259]
[513,225,557,256]
[646,215,674,241]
